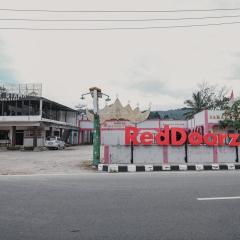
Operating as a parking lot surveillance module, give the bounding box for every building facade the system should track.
[78,99,239,165]
[0,84,78,147]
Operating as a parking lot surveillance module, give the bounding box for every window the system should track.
[0,130,9,140]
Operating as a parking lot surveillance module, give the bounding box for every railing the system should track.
[0,115,41,122]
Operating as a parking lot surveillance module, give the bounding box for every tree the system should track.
[219,100,240,163]
[212,86,230,110]
[148,111,160,119]
[219,100,240,130]
[184,91,209,119]
[184,82,230,119]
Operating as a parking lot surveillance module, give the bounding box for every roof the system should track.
[0,95,77,112]
[40,97,78,112]
[87,98,150,124]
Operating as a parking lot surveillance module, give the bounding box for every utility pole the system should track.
[81,87,111,166]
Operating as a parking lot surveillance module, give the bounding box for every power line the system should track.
[0,7,240,13]
[0,14,240,22]
[0,21,240,30]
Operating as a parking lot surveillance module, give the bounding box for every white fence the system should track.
[107,145,239,164]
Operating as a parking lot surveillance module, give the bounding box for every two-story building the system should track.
[0,84,78,147]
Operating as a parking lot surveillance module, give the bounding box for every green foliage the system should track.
[220,100,240,130]
[156,108,189,120]
[184,91,208,119]
[184,82,230,119]
[223,100,240,120]
[148,111,160,119]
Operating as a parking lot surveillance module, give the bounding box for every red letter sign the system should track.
[155,126,170,146]
[229,134,240,147]
[171,128,187,146]
[125,127,139,145]
[203,133,218,146]
[140,132,153,145]
[188,132,203,146]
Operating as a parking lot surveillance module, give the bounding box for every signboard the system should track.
[0,92,28,101]
[125,126,240,147]
[102,121,133,129]
[0,83,42,101]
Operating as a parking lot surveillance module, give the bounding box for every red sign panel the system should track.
[125,126,240,147]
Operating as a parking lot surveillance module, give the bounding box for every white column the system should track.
[40,99,43,118]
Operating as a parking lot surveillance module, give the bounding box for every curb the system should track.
[98,163,240,173]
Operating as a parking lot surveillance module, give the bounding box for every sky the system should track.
[0,0,240,111]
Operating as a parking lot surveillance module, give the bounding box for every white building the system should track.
[0,84,79,147]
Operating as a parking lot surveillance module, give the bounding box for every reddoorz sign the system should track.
[125,126,240,147]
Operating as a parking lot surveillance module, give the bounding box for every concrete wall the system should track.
[218,146,237,163]
[192,111,205,128]
[0,116,41,122]
[168,146,186,164]
[101,130,125,145]
[187,145,214,163]
[109,145,131,164]
[133,146,164,164]
[208,110,225,124]
[24,137,45,147]
[160,120,187,129]
[137,120,159,128]
[107,145,239,164]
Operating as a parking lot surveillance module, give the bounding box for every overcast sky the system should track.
[0,0,240,110]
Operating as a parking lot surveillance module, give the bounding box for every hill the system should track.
[148,108,189,120]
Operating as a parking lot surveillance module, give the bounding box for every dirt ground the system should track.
[0,145,97,175]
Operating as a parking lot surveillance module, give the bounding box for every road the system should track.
[0,171,240,240]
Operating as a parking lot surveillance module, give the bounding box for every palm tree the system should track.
[184,91,209,119]
[219,100,240,130]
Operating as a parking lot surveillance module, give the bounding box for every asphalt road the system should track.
[0,171,240,240]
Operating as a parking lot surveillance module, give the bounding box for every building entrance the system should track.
[16,131,24,145]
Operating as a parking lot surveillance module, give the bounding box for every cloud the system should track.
[225,52,240,81]
[0,39,18,84]
[131,78,191,98]
[126,59,191,98]
[0,0,240,109]
[229,66,240,81]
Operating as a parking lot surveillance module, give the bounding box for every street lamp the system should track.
[81,87,111,166]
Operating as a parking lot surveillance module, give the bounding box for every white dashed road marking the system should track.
[197,196,240,201]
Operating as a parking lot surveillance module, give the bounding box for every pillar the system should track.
[93,114,100,166]
[60,128,63,138]
[40,99,43,118]
[49,127,53,137]
[11,126,16,146]
[33,126,38,148]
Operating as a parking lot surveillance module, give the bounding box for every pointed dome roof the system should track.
[87,98,150,124]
